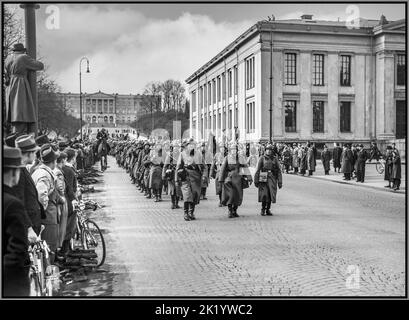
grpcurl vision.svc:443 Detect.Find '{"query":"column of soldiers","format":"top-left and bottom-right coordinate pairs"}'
top-left (112, 138), bottom-right (286, 221)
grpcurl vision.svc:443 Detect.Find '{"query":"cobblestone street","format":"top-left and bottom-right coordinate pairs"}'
top-left (72, 156), bottom-right (405, 297)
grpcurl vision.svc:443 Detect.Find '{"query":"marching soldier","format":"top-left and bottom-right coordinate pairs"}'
top-left (149, 143), bottom-right (164, 202)
top-left (219, 142), bottom-right (253, 218)
top-left (200, 142), bottom-right (211, 200)
top-left (210, 144), bottom-right (226, 207)
top-left (254, 144), bottom-right (282, 216)
top-left (163, 142), bottom-right (182, 209)
top-left (176, 139), bottom-right (203, 221)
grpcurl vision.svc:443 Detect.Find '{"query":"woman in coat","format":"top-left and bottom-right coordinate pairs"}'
top-left (176, 139), bottom-right (203, 221)
top-left (341, 144), bottom-right (353, 180)
top-left (162, 143), bottom-right (182, 209)
top-left (210, 145), bottom-right (226, 207)
top-left (321, 145), bottom-right (331, 175)
top-left (254, 144), bottom-right (282, 216)
top-left (219, 142), bottom-right (253, 218)
top-left (384, 146), bottom-right (394, 188)
top-left (391, 150), bottom-right (401, 191)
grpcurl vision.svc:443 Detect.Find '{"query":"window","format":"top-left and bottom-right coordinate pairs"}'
top-left (222, 110), bottom-right (226, 130)
top-left (228, 109), bottom-right (232, 129)
top-left (245, 101), bottom-right (255, 133)
top-left (222, 73), bottom-right (226, 100)
top-left (92, 116), bottom-right (96, 123)
top-left (285, 53), bottom-right (297, 85)
top-left (218, 111), bottom-right (221, 129)
top-left (397, 54), bottom-right (406, 86)
top-left (312, 101), bottom-right (324, 132)
top-left (208, 82), bottom-right (212, 106)
top-left (234, 65), bottom-right (238, 95)
top-left (199, 86), bottom-right (203, 109)
top-left (234, 104), bottom-right (238, 127)
top-left (396, 100), bottom-right (406, 139)
top-left (86, 106), bottom-right (90, 113)
top-left (313, 54), bottom-right (324, 86)
top-left (191, 91), bottom-right (197, 111)
top-left (228, 69), bottom-right (232, 97)
top-left (212, 79), bottom-right (216, 104)
top-left (204, 84), bottom-right (207, 107)
top-left (213, 111), bottom-right (216, 130)
top-left (246, 56), bottom-right (255, 89)
top-left (340, 101), bottom-right (351, 132)
top-left (109, 116), bottom-right (114, 123)
top-left (217, 77), bottom-right (221, 102)
top-left (340, 55), bottom-right (351, 86)
top-left (284, 100), bottom-right (296, 132)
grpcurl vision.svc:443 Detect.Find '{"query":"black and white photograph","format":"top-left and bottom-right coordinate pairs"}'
top-left (1, 0), bottom-right (407, 305)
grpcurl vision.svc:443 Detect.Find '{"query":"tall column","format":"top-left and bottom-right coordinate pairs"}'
top-left (20, 3), bottom-right (40, 136)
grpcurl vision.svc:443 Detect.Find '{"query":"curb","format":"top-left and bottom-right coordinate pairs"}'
top-left (297, 174), bottom-right (406, 194)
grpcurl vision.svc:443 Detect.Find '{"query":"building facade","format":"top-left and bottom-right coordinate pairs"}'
top-left (186, 15), bottom-right (406, 148)
top-left (59, 91), bottom-right (154, 125)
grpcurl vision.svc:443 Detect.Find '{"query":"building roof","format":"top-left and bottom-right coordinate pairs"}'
top-left (185, 16), bottom-right (405, 84)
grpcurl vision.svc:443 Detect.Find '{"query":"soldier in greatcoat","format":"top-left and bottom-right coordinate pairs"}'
top-left (162, 142), bottom-right (182, 209)
top-left (219, 142), bottom-right (253, 218)
top-left (210, 145), bottom-right (226, 207)
top-left (149, 144), bottom-right (164, 202)
top-left (176, 139), bottom-right (203, 221)
top-left (254, 144), bottom-right (282, 216)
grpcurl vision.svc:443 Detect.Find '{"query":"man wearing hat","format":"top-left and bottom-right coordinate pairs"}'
top-left (3, 146), bottom-right (31, 296)
top-left (31, 144), bottom-right (64, 262)
top-left (341, 144), bottom-right (353, 180)
top-left (355, 144), bottom-right (368, 183)
top-left (4, 43), bottom-right (44, 135)
top-left (13, 135), bottom-right (45, 239)
top-left (28, 134), bottom-right (50, 175)
top-left (320, 145), bottom-right (331, 175)
top-left (384, 145), bottom-right (394, 188)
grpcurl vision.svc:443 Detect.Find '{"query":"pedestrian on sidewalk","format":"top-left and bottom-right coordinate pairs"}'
top-left (321, 145), bottom-right (331, 175)
top-left (3, 146), bottom-right (31, 297)
top-left (341, 144), bottom-right (353, 180)
top-left (219, 142), bottom-right (253, 218)
top-left (254, 144), bottom-right (282, 216)
top-left (31, 144), bottom-right (63, 263)
top-left (351, 144), bottom-right (358, 179)
top-left (355, 144), bottom-right (368, 183)
top-left (13, 135), bottom-right (44, 238)
top-left (292, 143), bottom-right (299, 173)
top-left (307, 143), bottom-right (316, 176)
top-left (384, 146), bottom-right (394, 188)
top-left (391, 150), bottom-right (402, 191)
top-left (332, 143), bottom-right (342, 173)
top-left (299, 145), bottom-right (307, 176)
top-left (54, 152), bottom-right (69, 251)
top-left (176, 139), bottom-right (203, 221)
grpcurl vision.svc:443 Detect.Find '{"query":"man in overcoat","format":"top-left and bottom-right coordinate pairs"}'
top-left (341, 144), bottom-right (353, 180)
top-left (3, 146), bottom-right (31, 297)
top-left (5, 43), bottom-right (44, 135)
top-left (355, 144), bottom-right (368, 183)
top-left (321, 145), bottom-right (331, 175)
top-left (332, 143), bottom-right (342, 172)
top-left (391, 150), bottom-right (402, 191)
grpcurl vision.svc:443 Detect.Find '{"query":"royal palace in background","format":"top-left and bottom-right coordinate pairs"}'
top-left (186, 14), bottom-right (406, 156)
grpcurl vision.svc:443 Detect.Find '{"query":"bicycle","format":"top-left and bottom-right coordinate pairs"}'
top-left (373, 156), bottom-right (385, 174)
top-left (70, 200), bottom-right (106, 267)
top-left (28, 226), bottom-right (61, 296)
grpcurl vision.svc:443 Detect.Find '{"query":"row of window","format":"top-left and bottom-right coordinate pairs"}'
top-left (86, 115), bottom-right (135, 123)
top-left (284, 53), bottom-right (406, 86)
top-left (85, 106), bottom-right (137, 113)
top-left (198, 106), bottom-right (239, 135)
top-left (284, 100), bottom-right (351, 133)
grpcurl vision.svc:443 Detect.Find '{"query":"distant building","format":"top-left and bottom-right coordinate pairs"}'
top-left (58, 91), bottom-right (160, 125)
top-left (186, 15), bottom-right (406, 151)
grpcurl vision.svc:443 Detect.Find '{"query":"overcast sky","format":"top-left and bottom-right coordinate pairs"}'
top-left (8, 3), bottom-right (405, 94)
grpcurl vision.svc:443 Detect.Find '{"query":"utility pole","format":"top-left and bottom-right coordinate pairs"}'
top-left (20, 3), bottom-right (40, 136)
top-left (269, 30), bottom-right (273, 143)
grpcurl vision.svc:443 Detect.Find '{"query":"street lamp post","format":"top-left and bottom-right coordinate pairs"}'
top-left (79, 57), bottom-right (90, 141)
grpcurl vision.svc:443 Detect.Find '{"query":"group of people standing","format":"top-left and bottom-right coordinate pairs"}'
top-left (2, 132), bottom-right (96, 296)
top-left (112, 138), bottom-right (283, 220)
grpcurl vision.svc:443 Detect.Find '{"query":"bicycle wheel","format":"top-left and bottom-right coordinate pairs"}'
top-left (81, 220), bottom-right (106, 267)
top-left (376, 162), bottom-right (385, 174)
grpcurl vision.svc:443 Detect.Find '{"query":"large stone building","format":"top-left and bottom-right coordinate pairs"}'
top-left (186, 15), bottom-right (406, 150)
top-left (59, 91), bottom-right (156, 125)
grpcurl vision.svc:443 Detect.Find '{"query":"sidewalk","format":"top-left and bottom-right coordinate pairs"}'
top-left (288, 162), bottom-right (406, 194)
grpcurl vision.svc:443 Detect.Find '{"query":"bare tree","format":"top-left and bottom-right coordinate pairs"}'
top-left (3, 5), bottom-right (24, 61)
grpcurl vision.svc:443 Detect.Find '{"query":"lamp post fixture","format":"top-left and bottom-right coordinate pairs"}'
top-left (79, 57), bottom-right (90, 141)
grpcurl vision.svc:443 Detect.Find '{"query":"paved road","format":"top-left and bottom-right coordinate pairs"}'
top-left (74, 156), bottom-right (405, 297)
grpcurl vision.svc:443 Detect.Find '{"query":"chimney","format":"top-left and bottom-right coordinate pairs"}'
top-left (301, 14), bottom-right (313, 20)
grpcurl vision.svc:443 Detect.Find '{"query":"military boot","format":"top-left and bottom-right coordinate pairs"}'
top-left (189, 203), bottom-right (196, 220)
top-left (260, 202), bottom-right (266, 216)
top-left (265, 202), bottom-right (273, 216)
top-left (232, 205), bottom-right (239, 218)
top-left (183, 202), bottom-right (190, 221)
top-left (171, 195), bottom-right (176, 209)
top-left (175, 196), bottom-right (181, 209)
top-left (154, 193), bottom-right (160, 202)
top-left (146, 189), bottom-right (152, 199)
top-left (228, 205), bottom-right (234, 218)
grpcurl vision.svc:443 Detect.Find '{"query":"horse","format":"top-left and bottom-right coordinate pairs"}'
top-left (97, 136), bottom-right (109, 171)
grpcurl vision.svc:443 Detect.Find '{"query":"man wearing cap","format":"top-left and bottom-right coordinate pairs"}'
top-left (3, 146), bottom-right (31, 296)
top-left (31, 144), bottom-right (64, 262)
top-left (4, 43), bottom-right (44, 135)
top-left (28, 134), bottom-right (49, 175)
top-left (13, 134), bottom-right (45, 239)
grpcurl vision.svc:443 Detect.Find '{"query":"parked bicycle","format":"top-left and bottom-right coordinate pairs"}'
top-left (372, 156), bottom-right (386, 174)
top-left (70, 200), bottom-right (106, 267)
